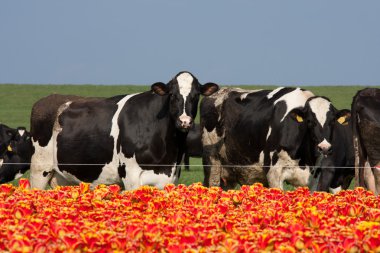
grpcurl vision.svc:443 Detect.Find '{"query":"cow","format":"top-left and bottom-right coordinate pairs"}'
top-left (201, 87), bottom-right (351, 191)
top-left (313, 109), bottom-right (355, 193)
top-left (183, 124), bottom-right (202, 171)
top-left (0, 124), bottom-right (19, 156)
top-left (352, 88), bottom-right (380, 194)
top-left (29, 71), bottom-right (219, 190)
top-left (0, 127), bottom-right (33, 184)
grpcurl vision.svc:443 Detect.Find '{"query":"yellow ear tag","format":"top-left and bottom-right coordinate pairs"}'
top-left (296, 115), bottom-right (303, 123)
top-left (337, 116), bottom-right (346, 125)
top-left (7, 145), bottom-right (12, 152)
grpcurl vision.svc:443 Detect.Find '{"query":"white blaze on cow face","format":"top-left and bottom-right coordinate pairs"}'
top-left (308, 97), bottom-right (331, 128)
top-left (0, 159), bottom-right (3, 167)
top-left (177, 72), bottom-right (194, 128)
top-left (274, 88), bottom-right (314, 122)
top-left (18, 129), bottom-right (25, 136)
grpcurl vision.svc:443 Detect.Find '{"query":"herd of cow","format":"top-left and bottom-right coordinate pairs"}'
top-left (0, 71), bottom-right (379, 194)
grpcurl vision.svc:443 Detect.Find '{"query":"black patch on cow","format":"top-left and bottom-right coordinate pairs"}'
top-left (31, 94), bottom-right (85, 147)
top-left (200, 97), bottom-right (219, 133)
top-left (271, 151), bottom-right (279, 165)
top-left (118, 92), bottom-right (181, 177)
top-left (56, 96), bottom-right (120, 182)
top-left (43, 171), bottom-right (49, 177)
top-left (118, 163), bottom-right (126, 178)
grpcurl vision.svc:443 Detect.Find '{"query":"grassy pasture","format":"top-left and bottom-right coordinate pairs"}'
top-left (0, 84), bottom-right (378, 186)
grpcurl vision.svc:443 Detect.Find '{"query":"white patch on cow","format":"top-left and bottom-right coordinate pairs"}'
top-left (329, 186), bottom-right (342, 194)
top-left (30, 102), bottom-right (72, 189)
top-left (119, 154), bottom-right (178, 190)
top-left (202, 127), bottom-right (223, 146)
top-left (91, 94), bottom-right (137, 187)
top-left (212, 88), bottom-right (262, 108)
top-left (18, 129), bottom-right (25, 136)
top-left (274, 88), bottom-right (315, 122)
top-left (0, 159), bottom-right (3, 167)
top-left (308, 97), bottom-right (331, 127)
top-left (240, 93), bottom-right (249, 100)
top-left (177, 72), bottom-right (193, 98)
top-left (267, 150), bottom-right (313, 189)
top-left (318, 138), bottom-right (332, 152)
top-left (266, 127), bottom-right (272, 140)
top-left (14, 172), bottom-right (23, 180)
top-left (30, 138), bottom-right (55, 189)
top-left (267, 87), bottom-right (284, 99)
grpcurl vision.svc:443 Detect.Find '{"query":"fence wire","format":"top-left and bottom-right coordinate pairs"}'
top-left (0, 162), bottom-right (372, 169)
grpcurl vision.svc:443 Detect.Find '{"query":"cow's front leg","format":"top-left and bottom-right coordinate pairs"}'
top-left (363, 162), bottom-right (376, 193)
top-left (30, 142), bottom-right (54, 189)
top-left (267, 166), bottom-right (284, 190)
top-left (372, 164), bottom-right (380, 195)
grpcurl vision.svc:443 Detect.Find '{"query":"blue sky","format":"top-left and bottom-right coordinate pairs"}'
top-left (1, 1), bottom-right (379, 86)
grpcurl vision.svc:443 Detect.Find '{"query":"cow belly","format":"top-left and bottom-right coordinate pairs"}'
top-left (267, 150), bottom-right (312, 189)
top-left (120, 154), bottom-right (178, 190)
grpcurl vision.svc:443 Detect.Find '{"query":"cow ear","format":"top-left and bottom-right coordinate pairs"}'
top-left (290, 108), bottom-right (305, 123)
top-left (201, 83), bottom-right (219, 96)
top-left (151, 82), bottom-right (168, 96)
top-left (336, 109), bottom-right (351, 125)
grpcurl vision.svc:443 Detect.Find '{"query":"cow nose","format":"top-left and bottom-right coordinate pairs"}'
top-left (178, 115), bottom-right (193, 129)
top-left (318, 140), bottom-right (332, 155)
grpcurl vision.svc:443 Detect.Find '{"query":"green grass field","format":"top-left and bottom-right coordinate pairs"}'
top-left (0, 84), bottom-right (378, 187)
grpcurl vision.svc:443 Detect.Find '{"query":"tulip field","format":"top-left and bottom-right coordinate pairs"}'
top-left (1, 179), bottom-right (380, 252)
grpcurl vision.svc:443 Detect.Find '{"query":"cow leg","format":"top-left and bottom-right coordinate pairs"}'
top-left (363, 162), bottom-right (376, 193)
top-left (202, 151), bottom-right (222, 187)
top-left (267, 166), bottom-right (284, 189)
top-left (49, 171), bottom-right (74, 189)
top-left (30, 142), bottom-right (54, 189)
top-left (184, 153), bottom-right (190, 171)
top-left (372, 165), bottom-right (380, 195)
top-left (317, 168), bottom-right (334, 192)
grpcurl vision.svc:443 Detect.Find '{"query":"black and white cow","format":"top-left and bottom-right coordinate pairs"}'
top-left (352, 88), bottom-right (380, 194)
top-left (201, 88), bottom-right (350, 191)
top-left (0, 124), bottom-right (18, 156)
top-left (183, 124), bottom-right (202, 171)
top-left (0, 127), bottom-right (33, 184)
top-left (29, 71), bottom-right (219, 190)
top-left (312, 109), bottom-right (354, 193)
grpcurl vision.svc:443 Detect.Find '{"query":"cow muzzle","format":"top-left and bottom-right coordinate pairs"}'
top-left (317, 139), bottom-right (332, 156)
top-left (177, 115), bottom-right (193, 131)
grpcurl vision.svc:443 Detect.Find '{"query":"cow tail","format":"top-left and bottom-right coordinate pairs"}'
top-left (351, 92), bottom-right (365, 188)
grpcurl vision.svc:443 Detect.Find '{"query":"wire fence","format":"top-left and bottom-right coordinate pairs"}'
top-left (0, 162), bottom-right (371, 169)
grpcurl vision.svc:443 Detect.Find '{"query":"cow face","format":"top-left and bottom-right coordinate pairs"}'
top-left (0, 124), bottom-right (17, 157)
top-left (305, 97), bottom-right (351, 157)
top-left (151, 71), bottom-right (219, 131)
top-left (7, 127), bottom-right (32, 157)
top-left (0, 127), bottom-right (32, 184)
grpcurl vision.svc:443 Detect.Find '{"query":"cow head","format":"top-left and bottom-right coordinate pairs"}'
top-left (151, 71), bottom-right (219, 132)
top-left (0, 124), bottom-right (18, 157)
top-left (304, 96), bottom-right (351, 157)
top-left (0, 127), bottom-right (32, 184)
